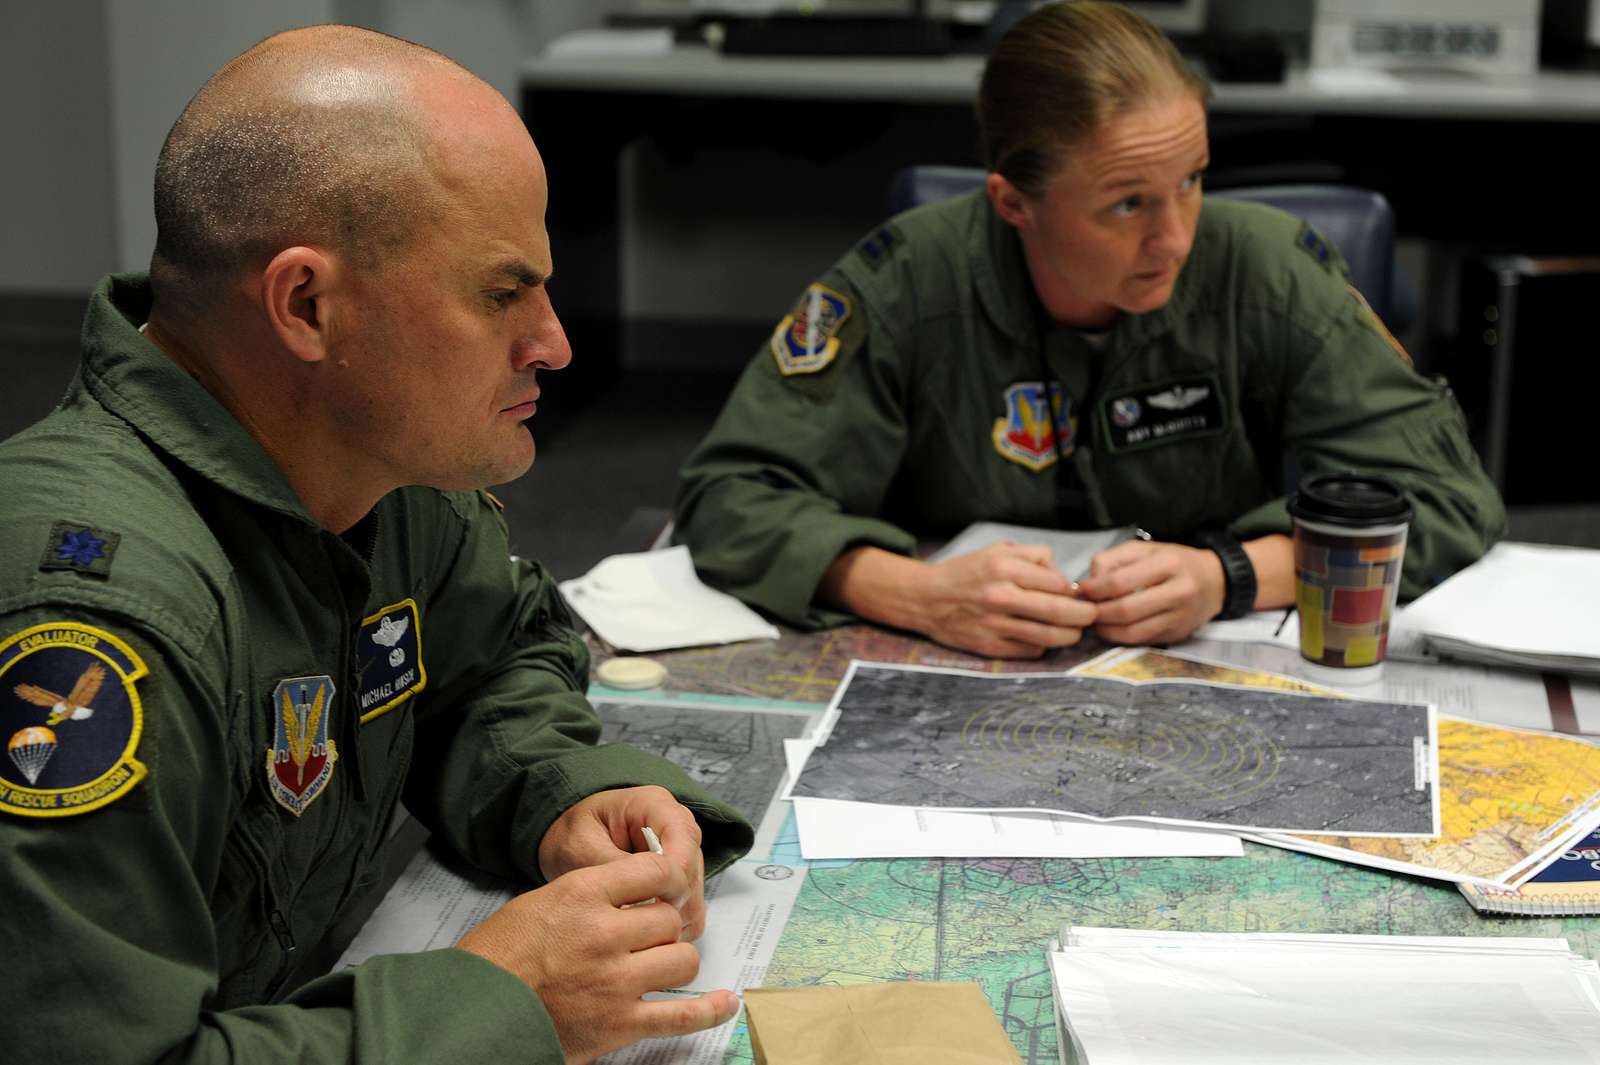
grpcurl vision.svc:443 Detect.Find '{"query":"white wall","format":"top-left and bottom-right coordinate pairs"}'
top-left (0, 4), bottom-right (117, 293)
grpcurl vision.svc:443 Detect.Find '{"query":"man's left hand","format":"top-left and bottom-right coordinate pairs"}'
top-left (538, 785), bottom-right (709, 940)
top-left (1076, 539), bottom-right (1225, 645)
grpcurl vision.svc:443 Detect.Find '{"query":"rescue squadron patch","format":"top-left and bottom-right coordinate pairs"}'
top-left (354, 599), bottom-right (425, 724)
top-left (0, 622), bottom-right (148, 818)
top-left (40, 522), bottom-right (121, 578)
top-left (770, 283), bottom-right (852, 376)
top-left (267, 675), bottom-right (338, 817)
top-left (991, 381), bottom-right (1076, 471)
top-left (1100, 374), bottom-right (1227, 453)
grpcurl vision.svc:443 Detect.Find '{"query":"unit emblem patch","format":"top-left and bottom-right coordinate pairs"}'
top-left (354, 599), bottom-right (425, 724)
top-left (0, 622), bottom-right (148, 818)
top-left (992, 381), bottom-right (1076, 472)
top-left (267, 675), bottom-right (338, 817)
top-left (770, 283), bottom-right (853, 375)
top-left (40, 522), bottom-right (121, 578)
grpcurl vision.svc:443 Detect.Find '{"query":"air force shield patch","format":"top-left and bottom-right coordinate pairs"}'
top-left (0, 622), bottom-right (148, 818)
top-left (992, 381), bottom-right (1076, 471)
top-left (770, 283), bottom-right (852, 375)
top-left (267, 675), bottom-right (338, 817)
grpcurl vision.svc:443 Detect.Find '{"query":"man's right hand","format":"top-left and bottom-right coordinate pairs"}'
top-left (455, 851), bottom-right (739, 1065)
top-left (822, 543), bottom-right (1096, 658)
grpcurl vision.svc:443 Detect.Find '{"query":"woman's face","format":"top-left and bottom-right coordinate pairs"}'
top-left (989, 94), bottom-right (1210, 330)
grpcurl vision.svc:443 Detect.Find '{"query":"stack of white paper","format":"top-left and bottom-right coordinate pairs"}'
top-left (928, 522), bottom-right (1139, 581)
top-left (1048, 927), bottom-right (1600, 1064)
top-left (558, 545), bottom-right (779, 652)
top-left (1401, 542), bottom-right (1600, 677)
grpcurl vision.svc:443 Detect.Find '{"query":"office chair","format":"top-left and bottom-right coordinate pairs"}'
top-left (887, 165), bottom-right (1413, 332)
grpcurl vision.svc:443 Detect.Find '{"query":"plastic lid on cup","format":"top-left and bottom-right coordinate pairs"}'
top-left (1288, 471), bottom-right (1413, 528)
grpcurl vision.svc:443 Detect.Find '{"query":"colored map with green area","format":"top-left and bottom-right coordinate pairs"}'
top-left (720, 846), bottom-right (1600, 1065)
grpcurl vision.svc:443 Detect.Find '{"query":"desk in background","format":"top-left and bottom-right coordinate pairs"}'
top-left (522, 44), bottom-right (1600, 408)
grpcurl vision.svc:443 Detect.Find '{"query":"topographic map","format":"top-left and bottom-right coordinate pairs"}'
top-left (791, 663), bottom-right (1438, 835)
top-left (588, 625), bottom-right (1104, 703)
top-left (593, 696), bottom-right (815, 848)
top-left (1076, 648), bottom-right (1600, 886)
top-left (719, 845), bottom-right (1600, 1065)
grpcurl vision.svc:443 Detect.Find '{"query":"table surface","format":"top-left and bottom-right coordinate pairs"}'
top-left (523, 45), bottom-right (1600, 121)
top-left (575, 623), bottom-right (1600, 1065)
top-left (348, 599), bottom-right (1600, 1065)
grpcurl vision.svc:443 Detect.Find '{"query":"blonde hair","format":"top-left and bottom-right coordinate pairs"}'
top-left (977, 1), bottom-right (1212, 198)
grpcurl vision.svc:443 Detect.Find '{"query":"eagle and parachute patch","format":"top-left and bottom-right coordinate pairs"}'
top-left (0, 622), bottom-right (148, 818)
top-left (770, 283), bottom-right (853, 376)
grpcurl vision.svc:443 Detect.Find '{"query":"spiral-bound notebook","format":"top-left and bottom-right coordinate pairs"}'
top-left (1461, 827), bottom-right (1600, 916)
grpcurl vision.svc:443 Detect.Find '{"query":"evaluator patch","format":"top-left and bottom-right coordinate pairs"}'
top-left (770, 283), bottom-right (853, 375)
top-left (0, 622), bottom-right (149, 818)
top-left (354, 599), bottom-right (425, 724)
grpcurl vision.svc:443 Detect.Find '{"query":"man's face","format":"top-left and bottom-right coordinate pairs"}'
top-left (1009, 95), bottom-right (1209, 329)
top-left (330, 97), bottom-right (570, 493)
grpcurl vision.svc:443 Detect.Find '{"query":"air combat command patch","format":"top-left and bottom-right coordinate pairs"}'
top-left (267, 675), bottom-right (338, 817)
top-left (992, 381), bottom-right (1077, 471)
top-left (0, 622), bottom-right (148, 817)
top-left (770, 282), bottom-right (853, 375)
top-left (354, 599), bottom-right (425, 724)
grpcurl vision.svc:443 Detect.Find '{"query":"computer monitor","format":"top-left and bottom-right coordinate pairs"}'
top-left (1121, 0), bottom-right (1209, 37)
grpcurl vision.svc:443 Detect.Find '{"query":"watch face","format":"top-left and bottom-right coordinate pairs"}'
top-left (1353, 21), bottom-right (1502, 59)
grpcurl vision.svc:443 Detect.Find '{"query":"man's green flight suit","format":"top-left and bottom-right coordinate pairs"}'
top-left (0, 275), bottom-right (752, 1064)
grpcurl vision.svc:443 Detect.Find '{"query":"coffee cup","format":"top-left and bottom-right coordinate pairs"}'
top-left (1287, 472), bottom-right (1413, 686)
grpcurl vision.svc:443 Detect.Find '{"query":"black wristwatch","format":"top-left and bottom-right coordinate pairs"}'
top-left (1192, 530), bottom-right (1257, 620)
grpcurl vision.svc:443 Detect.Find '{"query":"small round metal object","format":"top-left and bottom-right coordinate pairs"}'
top-left (596, 657), bottom-right (669, 691)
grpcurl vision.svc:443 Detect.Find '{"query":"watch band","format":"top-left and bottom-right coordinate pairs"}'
top-left (1194, 530), bottom-right (1257, 620)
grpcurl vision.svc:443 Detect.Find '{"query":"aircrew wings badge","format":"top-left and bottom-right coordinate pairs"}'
top-left (267, 675), bottom-right (338, 817)
top-left (0, 622), bottom-right (148, 818)
top-left (770, 283), bottom-right (852, 375)
top-left (992, 381), bottom-right (1076, 471)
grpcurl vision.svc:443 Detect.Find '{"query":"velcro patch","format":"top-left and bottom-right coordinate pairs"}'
top-left (770, 283), bottom-right (853, 376)
top-left (354, 599), bottom-right (426, 724)
top-left (267, 675), bottom-right (338, 817)
top-left (1295, 223), bottom-right (1334, 272)
top-left (40, 522), bottom-right (120, 578)
top-left (1100, 375), bottom-right (1226, 452)
top-left (0, 622), bottom-right (148, 817)
top-left (855, 224), bottom-right (904, 271)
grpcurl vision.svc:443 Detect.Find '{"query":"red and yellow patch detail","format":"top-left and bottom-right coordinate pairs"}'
top-left (1348, 284), bottom-right (1412, 365)
top-left (0, 622), bottom-right (148, 818)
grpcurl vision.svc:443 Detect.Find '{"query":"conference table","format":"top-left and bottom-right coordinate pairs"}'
top-left (345, 598), bottom-right (1600, 1065)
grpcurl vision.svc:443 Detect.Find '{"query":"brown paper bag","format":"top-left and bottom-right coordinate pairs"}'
top-left (743, 981), bottom-right (1024, 1065)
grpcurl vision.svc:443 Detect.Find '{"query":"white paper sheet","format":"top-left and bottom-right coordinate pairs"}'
top-left (1402, 542), bottom-right (1600, 671)
top-left (1049, 933), bottom-right (1600, 1064)
top-left (790, 795), bottom-right (1244, 860)
top-left (339, 849), bottom-right (808, 1065)
top-left (560, 545), bottom-right (779, 652)
top-left (927, 522), bottom-right (1139, 581)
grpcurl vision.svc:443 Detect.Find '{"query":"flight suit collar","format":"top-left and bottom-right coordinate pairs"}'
top-left (80, 273), bottom-right (319, 525)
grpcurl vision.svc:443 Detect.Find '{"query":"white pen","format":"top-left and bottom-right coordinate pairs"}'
top-left (635, 825), bottom-right (665, 907)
